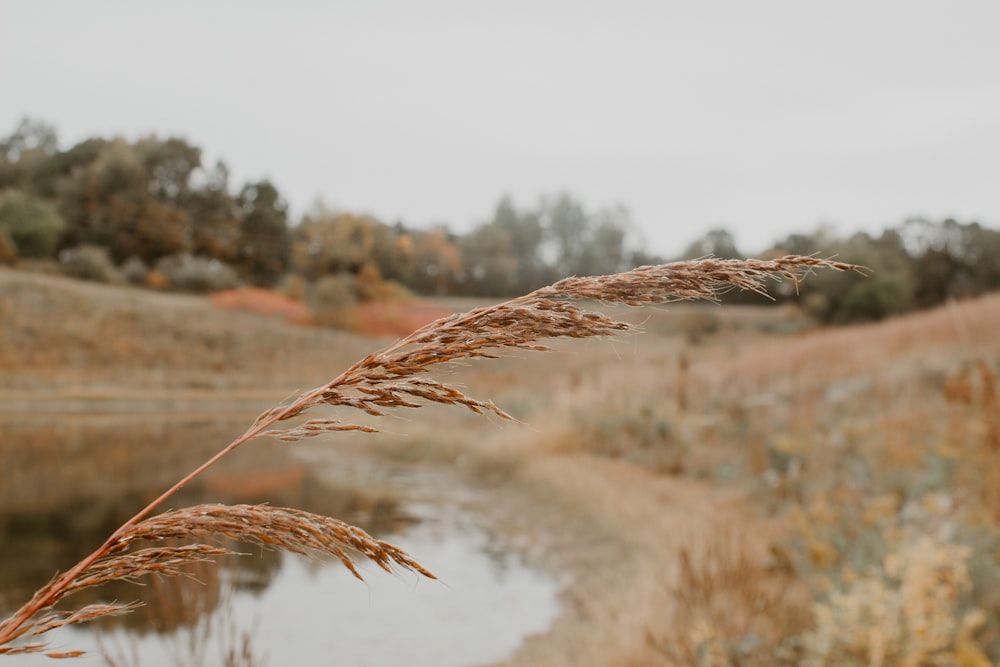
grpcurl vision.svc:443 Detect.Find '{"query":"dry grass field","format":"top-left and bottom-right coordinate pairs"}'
top-left (2, 267), bottom-right (1000, 665)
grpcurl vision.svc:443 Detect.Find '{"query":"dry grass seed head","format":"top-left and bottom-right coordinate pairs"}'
top-left (260, 257), bottom-right (860, 441)
top-left (114, 504), bottom-right (436, 581)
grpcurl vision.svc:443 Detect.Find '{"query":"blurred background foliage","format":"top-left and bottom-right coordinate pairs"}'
top-left (3, 116), bottom-right (1000, 325)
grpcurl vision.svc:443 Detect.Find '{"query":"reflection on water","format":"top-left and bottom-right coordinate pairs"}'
top-left (0, 411), bottom-right (560, 666)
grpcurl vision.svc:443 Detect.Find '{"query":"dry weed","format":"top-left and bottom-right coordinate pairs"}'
top-left (649, 536), bottom-right (804, 667)
top-left (803, 534), bottom-right (988, 667)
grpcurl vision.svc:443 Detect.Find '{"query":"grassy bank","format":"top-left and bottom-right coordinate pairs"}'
top-left (0, 268), bottom-right (373, 392)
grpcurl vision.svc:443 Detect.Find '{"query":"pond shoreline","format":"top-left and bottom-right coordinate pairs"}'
top-left (0, 406), bottom-right (566, 667)
top-left (0, 389), bottom-right (293, 416)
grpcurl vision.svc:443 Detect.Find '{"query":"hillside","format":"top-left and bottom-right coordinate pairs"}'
top-left (3, 266), bottom-right (1000, 665)
top-left (0, 268), bottom-right (377, 395)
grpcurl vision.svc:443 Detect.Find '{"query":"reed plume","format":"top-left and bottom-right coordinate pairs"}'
top-left (0, 256), bottom-right (858, 658)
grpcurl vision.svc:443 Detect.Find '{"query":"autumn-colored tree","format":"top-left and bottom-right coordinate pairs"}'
top-left (57, 139), bottom-right (191, 263)
top-left (291, 205), bottom-right (420, 291)
top-left (292, 207), bottom-right (379, 279)
top-left (409, 226), bottom-right (461, 295)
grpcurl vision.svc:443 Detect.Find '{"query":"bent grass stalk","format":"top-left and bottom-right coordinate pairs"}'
top-left (0, 256), bottom-right (858, 658)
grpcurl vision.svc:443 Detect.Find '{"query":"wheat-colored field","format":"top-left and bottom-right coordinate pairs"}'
top-left (3, 267), bottom-right (999, 665)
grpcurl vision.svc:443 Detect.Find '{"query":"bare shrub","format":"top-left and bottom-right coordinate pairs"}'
top-left (119, 256), bottom-right (149, 286)
top-left (59, 245), bottom-right (121, 284)
top-left (650, 536), bottom-right (804, 667)
top-left (308, 273), bottom-right (358, 328)
top-left (154, 253), bottom-right (241, 293)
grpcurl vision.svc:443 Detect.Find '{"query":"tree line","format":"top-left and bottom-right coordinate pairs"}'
top-left (2, 117), bottom-right (999, 323)
top-left (0, 119), bottom-right (654, 296)
top-left (681, 222), bottom-right (1000, 323)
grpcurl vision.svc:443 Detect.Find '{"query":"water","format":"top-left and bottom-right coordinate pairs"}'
top-left (0, 411), bottom-right (560, 666)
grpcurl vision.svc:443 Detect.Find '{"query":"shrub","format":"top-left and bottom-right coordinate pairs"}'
top-left (308, 273), bottom-right (358, 328)
top-left (59, 244), bottom-right (121, 283)
top-left (834, 275), bottom-right (913, 324)
top-left (802, 535), bottom-right (988, 667)
top-left (154, 253), bottom-right (242, 293)
top-left (0, 189), bottom-right (65, 259)
top-left (354, 261), bottom-right (413, 303)
top-left (120, 256), bottom-right (149, 286)
top-left (0, 189), bottom-right (66, 259)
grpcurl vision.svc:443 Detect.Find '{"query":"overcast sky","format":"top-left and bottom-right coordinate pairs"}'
top-left (2, 1), bottom-right (998, 257)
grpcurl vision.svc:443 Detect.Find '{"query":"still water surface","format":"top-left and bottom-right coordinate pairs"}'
top-left (0, 411), bottom-right (560, 666)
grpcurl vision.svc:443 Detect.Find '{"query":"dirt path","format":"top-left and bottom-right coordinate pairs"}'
top-left (481, 452), bottom-right (798, 667)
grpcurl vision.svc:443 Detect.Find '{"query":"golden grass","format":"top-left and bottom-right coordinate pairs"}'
top-left (647, 295), bottom-right (1000, 665)
top-left (462, 290), bottom-right (1000, 666)
top-left (0, 267), bottom-right (373, 392)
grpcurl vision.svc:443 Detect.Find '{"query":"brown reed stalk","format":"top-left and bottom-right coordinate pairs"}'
top-left (0, 256), bottom-right (858, 658)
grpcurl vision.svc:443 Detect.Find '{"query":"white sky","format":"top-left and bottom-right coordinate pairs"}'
top-left (2, 0), bottom-right (998, 258)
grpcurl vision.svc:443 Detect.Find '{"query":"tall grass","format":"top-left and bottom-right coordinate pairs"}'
top-left (0, 256), bottom-right (855, 658)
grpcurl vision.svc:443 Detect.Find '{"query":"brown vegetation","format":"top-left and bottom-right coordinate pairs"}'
top-left (0, 256), bottom-right (854, 659)
top-left (209, 287), bottom-right (311, 324)
top-left (5, 256), bottom-right (1000, 665)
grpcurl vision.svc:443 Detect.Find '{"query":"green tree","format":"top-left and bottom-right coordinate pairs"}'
top-left (679, 227), bottom-right (742, 260)
top-left (579, 205), bottom-right (629, 276)
top-left (134, 136), bottom-right (201, 203)
top-left (458, 222), bottom-right (518, 296)
top-left (835, 274), bottom-right (913, 324)
top-left (455, 193), bottom-right (640, 295)
top-left (963, 222), bottom-right (1000, 294)
top-left (536, 193), bottom-right (634, 279)
top-left (236, 180), bottom-right (289, 285)
top-left (542, 192), bottom-right (589, 277)
top-left (901, 218), bottom-right (1000, 308)
top-left (766, 225), bottom-right (840, 258)
top-left (792, 230), bottom-right (915, 323)
top-left (28, 138), bottom-right (108, 199)
top-left (0, 118), bottom-right (59, 191)
top-left (491, 195), bottom-right (547, 293)
top-left (0, 189), bottom-right (65, 258)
